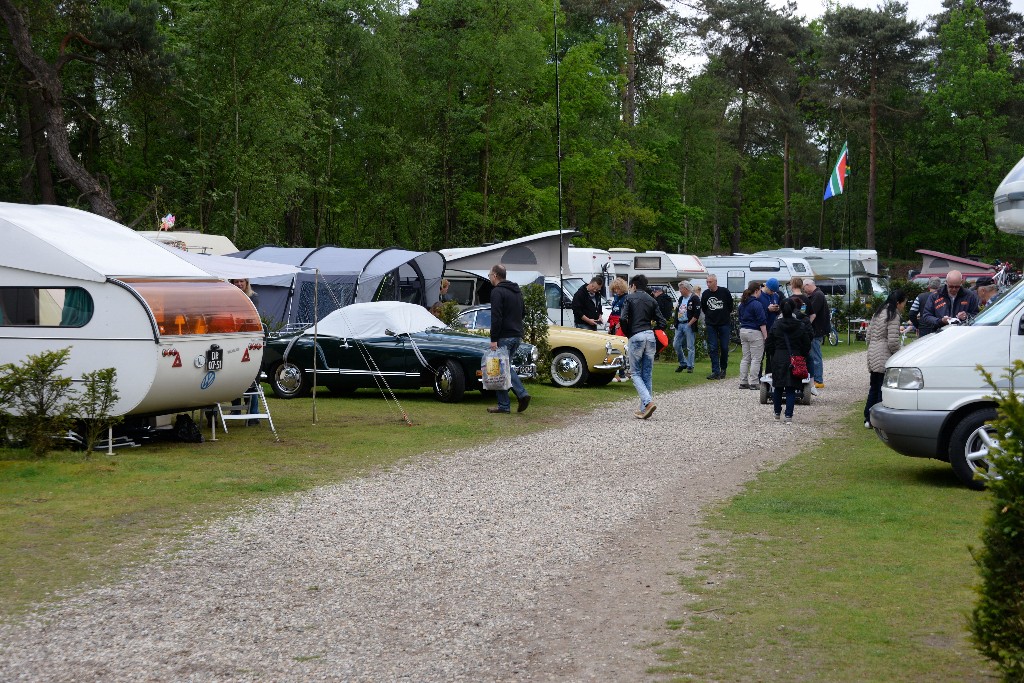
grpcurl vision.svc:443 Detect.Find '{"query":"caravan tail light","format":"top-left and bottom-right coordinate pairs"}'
top-left (123, 279), bottom-right (263, 336)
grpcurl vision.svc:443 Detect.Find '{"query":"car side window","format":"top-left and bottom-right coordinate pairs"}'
top-left (477, 309), bottom-right (492, 328)
top-left (459, 311), bottom-right (476, 329)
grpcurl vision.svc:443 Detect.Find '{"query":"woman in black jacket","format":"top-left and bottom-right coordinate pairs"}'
top-left (764, 299), bottom-right (812, 424)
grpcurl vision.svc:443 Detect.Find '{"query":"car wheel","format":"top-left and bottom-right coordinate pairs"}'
top-left (433, 359), bottom-right (466, 403)
top-left (270, 361), bottom-right (311, 399)
top-left (587, 372), bottom-right (616, 387)
top-left (948, 407), bottom-right (998, 490)
top-left (759, 381), bottom-right (769, 405)
top-left (550, 349), bottom-right (589, 388)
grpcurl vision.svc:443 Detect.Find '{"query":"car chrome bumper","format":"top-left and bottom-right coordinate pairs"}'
top-left (594, 356), bottom-right (625, 370)
top-left (869, 404), bottom-right (947, 459)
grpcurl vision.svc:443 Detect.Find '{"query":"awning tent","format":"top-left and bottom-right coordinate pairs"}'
top-left (227, 246), bottom-right (445, 327)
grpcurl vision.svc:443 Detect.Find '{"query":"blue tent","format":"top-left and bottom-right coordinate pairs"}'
top-left (228, 246), bottom-right (445, 328)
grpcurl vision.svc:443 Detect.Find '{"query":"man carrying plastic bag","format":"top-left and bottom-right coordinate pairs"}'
top-left (486, 264), bottom-right (531, 414)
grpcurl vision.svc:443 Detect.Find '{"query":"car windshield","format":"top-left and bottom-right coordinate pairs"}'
top-left (562, 278), bottom-right (585, 297)
top-left (970, 279), bottom-right (1024, 326)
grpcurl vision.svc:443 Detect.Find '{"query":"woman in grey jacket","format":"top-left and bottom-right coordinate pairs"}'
top-left (864, 290), bottom-right (907, 428)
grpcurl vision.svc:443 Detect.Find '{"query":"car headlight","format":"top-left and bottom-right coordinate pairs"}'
top-left (884, 367), bottom-right (923, 390)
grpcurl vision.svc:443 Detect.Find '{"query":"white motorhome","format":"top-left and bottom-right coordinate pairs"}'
top-left (0, 203), bottom-right (265, 418)
top-left (754, 247), bottom-right (879, 275)
top-left (699, 255), bottom-right (815, 295)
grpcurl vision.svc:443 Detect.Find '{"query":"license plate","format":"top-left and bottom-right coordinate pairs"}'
top-left (206, 347), bottom-right (223, 372)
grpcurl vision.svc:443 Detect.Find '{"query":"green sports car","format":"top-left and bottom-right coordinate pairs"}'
top-left (262, 301), bottom-right (537, 402)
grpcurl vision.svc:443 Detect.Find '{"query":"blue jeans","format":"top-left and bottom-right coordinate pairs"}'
top-left (706, 323), bottom-right (731, 375)
top-left (810, 336), bottom-right (824, 383)
top-left (495, 337), bottom-right (528, 411)
top-left (674, 324), bottom-right (695, 369)
top-left (628, 330), bottom-right (656, 409)
top-left (774, 386), bottom-right (796, 418)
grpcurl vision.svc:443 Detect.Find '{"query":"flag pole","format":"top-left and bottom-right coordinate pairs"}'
top-left (554, 0), bottom-right (565, 326)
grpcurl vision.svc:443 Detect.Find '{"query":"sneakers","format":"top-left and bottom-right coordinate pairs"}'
top-left (774, 412), bottom-right (781, 421)
top-left (749, 383), bottom-right (759, 390)
top-left (687, 367), bottom-right (693, 374)
top-left (864, 420), bottom-right (872, 429)
top-left (517, 394), bottom-right (531, 413)
top-left (675, 366), bottom-right (685, 373)
top-left (634, 410), bottom-right (645, 419)
top-left (783, 416), bottom-right (792, 424)
top-left (814, 382), bottom-right (825, 389)
top-left (707, 372), bottom-right (720, 380)
top-left (809, 385), bottom-right (819, 396)
top-left (642, 402), bottom-right (657, 419)
top-left (487, 406), bottom-right (510, 414)
top-left (613, 376), bottom-right (628, 382)
top-left (739, 383), bottom-right (750, 389)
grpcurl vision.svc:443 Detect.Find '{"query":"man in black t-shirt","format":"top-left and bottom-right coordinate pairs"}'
top-left (700, 274), bottom-right (733, 380)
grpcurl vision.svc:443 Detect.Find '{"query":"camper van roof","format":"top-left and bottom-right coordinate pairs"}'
top-left (0, 203), bottom-right (213, 283)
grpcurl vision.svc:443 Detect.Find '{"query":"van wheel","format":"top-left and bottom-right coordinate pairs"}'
top-left (270, 361), bottom-right (310, 399)
top-left (550, 350), bottom-right (589, 388)
top-left (948, 408), bottom-right (998, 490)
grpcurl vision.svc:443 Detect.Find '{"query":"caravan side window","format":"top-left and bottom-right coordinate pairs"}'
top-left (727, 271), bottom-right (745, 293)
top-left (0, 287), bottom-right (94, 327)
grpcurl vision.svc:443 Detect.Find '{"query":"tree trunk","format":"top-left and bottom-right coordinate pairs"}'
top-left (866, 80), bottom-right (878, 249)
top-left (0, 0), bottom-right (119, 220)
top-left (729, 88), bottom-right (749, 254)
top-left (783, 131), bottom-right (792, 247)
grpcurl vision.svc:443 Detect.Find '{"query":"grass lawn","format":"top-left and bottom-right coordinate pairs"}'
top-left (0, 338), bottom-right (866, 615)
top-left (651, 406), bottom-right (995, 681)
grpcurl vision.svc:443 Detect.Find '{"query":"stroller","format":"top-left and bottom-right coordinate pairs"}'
top-left (758, 372), bottom-right (813, 406)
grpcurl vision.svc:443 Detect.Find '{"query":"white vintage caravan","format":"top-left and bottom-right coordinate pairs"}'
top-left (0, 203), bottom-right (265, 417)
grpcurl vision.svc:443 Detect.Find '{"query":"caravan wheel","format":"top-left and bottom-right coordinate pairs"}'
top-left (270, 361), bottom-right (311, 399)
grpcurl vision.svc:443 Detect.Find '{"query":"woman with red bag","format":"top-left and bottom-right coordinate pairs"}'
top-left (764, 299), bottom-right (812, 424)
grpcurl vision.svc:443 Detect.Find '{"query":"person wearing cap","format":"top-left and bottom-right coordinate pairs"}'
top-left (921, 270), bottom-right (979, 331)
top-left (909, 277), bottom-right (941, 337)
top-left (674, 280), bottom-right (700, 373)
top-left (755, 278), bottom-right (782, 381)
top-left (975, 276), bottom-right (999, 311)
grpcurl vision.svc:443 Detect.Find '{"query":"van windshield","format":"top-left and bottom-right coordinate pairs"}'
top-left (970, 280), bottom-right (1024, 326)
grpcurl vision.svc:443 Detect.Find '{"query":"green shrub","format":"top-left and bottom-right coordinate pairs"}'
top-left (971, 361), bottom-right (1024, 681)
top-left (522, 283), bottom-right (551, 382)
top-left (0, 348), bottom-right (77, 457)
top-left (79, 368), bottom-right (122, 456)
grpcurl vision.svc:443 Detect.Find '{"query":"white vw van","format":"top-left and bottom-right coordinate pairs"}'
top-left (869, 282), bottom-right (1024, 489)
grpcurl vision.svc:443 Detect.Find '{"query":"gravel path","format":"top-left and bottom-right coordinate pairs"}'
top-left (0, 351), bottom-right (869, 682)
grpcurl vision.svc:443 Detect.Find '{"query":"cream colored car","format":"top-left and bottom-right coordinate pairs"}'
top-left (455, 305), bottom-right (627, 388)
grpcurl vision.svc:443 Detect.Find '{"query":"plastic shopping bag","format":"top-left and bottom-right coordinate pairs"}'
top-left (481, 347), bottom-right (512, 391)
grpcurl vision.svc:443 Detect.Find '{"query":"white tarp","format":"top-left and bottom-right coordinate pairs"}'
top-left (0, 203), bottom-right (211, 282)
top-left (304, 301), bottom-right (445, 339)
top-left (155, 242), bottom-right (303, 280)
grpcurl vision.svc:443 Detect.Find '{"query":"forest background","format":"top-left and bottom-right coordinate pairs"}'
top-left (1, 0), bottom-right (1023, 261)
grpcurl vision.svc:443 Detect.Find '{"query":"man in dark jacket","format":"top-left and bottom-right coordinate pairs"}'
top-left (571, 276), bottom-right (604, 330)
top-left (487, 265), bottom-right (531, 414)
top-left (700, 274), bottom-right (733, 380)
top-left (802, 279), bottom-right (830, 392)
top-left (922, 270), bottom-right (979, 331)
top-left (619, 273), bottom-right (666, 419)
top-left (909, 277), bottom-right (940, 336)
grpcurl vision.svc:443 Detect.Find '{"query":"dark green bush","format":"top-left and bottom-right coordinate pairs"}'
top-left (971, 361), bottom-right (1024, 681)
top-left (522, 283), bottom-right (550, 382)
top-left (80, 368), bottom-right (122, 455)
top-left (0, 348), bottom-right (77, 457)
